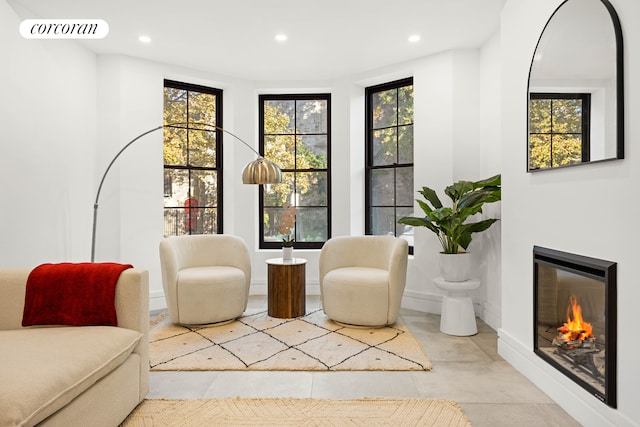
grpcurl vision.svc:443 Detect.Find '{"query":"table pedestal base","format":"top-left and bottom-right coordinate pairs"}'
top-left (267, 258), bottom-right (306, 318)
top-left (434, 277), bottom-right (480, 336)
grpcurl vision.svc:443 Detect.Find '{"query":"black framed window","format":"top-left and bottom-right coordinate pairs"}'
top-left (529, 93), bottom-right (591, 170)
top-left (259, 94), bottom-right (331, 249)
top-left (163, 79), bottom-right (223, 237)
top-left (365, 78), bottom-right (414, 253)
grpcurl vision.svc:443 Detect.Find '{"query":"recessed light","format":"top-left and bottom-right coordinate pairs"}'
top-left (138, 35), bottom-right (151, 43)
top-left (275, 34), bottom-right (287, 42)
top-left (408, 35), bottom-right (420, 43)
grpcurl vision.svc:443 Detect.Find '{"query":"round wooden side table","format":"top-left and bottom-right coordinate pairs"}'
top-left (266, 258), bottom-right (307, 318)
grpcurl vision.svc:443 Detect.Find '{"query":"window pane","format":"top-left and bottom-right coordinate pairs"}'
top-left (296, 172), bottom-right (327, 206)
top-left (196, 207), bottom-right (218, 234)
top-left (265, 135), bottom-right (295, 169)
top-left (529, 134), bottom-right (552, 169)
top-left (164, 128), bottom-right (187, 165)
top-left (395, 166), bottom-right (414, 206)
top-left (529, 99), bottom-right (551, 133)
top-left (552, 99), bottom-right (582, 133)
top-left (296, 207), bottom-right (327, 242)
top-left (398, 124), bottom-right (413, 164)
top-left (164, 208), bottom-right (185, 237)
top-left (164, 207), bottom-right (218, 236)
top-left (370, 168), bottom-right (394, 205)
top-left (396, 207), bottom-right (414, 246)
top-left (188, 92), bottom-right (217, 124)
top-left (265, 100), bottom-right (295, 133)
top-left (188, 130), bottom-right (216, 167)
top-left (164, 169), bottom-right (189, 207)
top-left (372, 89), bottom-right (397, 129)
top-left (398, 85), bottom-right (413, 125)
top-left (370, 207), bottom-right (395, 235)
top-left (190, 170), bottom-right (217, 207)
top-left (297, 135), bottom-right (327, 169)
top-left (263, 172), bottom-right (295, 207)
top-left (372, 128), bottom-right (397, 166)
top-left (263, 207), bottom-right (285, 243)
top-left (163, 88), bottom-right (187, 125)
top-left (552, 134), bottom-right (582, 167)
top-left (296, 100), bottom-right (327, 134)
top-left (263, 204), bottom-right (298, 242)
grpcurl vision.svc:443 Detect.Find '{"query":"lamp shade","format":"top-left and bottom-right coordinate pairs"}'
top-left (242, 157), bottom-right (282, 184)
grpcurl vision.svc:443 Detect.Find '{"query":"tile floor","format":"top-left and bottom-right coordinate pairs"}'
top-left (148, 296), bottom-right (582, 427)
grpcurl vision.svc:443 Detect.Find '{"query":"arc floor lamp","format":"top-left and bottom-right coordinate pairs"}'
top-left (90, 123), bottom-right (281, 262)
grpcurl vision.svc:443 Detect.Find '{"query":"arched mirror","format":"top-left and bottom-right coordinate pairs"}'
top-left (527, 0), bottom-right (623, 171)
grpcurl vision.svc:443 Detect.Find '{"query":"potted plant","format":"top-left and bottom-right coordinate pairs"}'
top-left (398, 174), bottom-right (501, 281)
top-left (279, 203), bottom-right (297, 260)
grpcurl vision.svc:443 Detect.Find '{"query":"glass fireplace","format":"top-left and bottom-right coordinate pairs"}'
top-left (533, 246), bottom-right (617, 408)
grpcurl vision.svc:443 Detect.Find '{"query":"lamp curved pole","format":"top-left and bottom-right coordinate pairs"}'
top-left (90, 123), bottom-right (280, 262)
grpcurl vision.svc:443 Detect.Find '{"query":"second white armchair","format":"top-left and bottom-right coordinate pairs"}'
top-left (319, 235), bottom-right (408, 327)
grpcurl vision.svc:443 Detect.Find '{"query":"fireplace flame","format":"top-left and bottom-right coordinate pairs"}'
top-left (557, 295), bottom-right (594, 344)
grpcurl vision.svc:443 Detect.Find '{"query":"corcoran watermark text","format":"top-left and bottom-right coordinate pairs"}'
top-left (20, 19), bottom-right (109, 39)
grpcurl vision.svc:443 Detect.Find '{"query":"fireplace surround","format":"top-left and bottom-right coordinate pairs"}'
top-left (533, 246), bottom-right (617, 408)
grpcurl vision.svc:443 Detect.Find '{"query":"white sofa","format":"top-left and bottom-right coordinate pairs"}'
top-left (0, 268), bottom-right (149, 427)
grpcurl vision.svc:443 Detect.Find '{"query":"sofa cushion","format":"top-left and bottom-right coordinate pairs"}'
top-left (0, 326), bottom-right (142, 427)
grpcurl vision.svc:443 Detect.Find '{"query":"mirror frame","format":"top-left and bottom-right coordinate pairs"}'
top-left (527, 0), bottom-right (624, 172)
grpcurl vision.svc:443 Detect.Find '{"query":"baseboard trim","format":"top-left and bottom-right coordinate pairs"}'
top-left (151, 285), bottom-right (485, 322)
top-left (149, 291), bottom-right (166, 312)
top-left (480, 298), bottom-right (501, 331)
top-left (401, 289), bottom-right (442, 313)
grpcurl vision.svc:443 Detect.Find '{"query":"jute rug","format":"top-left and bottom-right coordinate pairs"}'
top-left (149, 309), bottom-right (432, 371)
top-left (121, 398), bottom-right (471, 426)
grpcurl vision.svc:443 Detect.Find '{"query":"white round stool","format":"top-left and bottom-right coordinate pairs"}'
top-left (434, 277), bottom-right (481, 336)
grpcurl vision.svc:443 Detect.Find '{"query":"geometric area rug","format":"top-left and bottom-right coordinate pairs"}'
top-left (149, 309), bottom-right (432, 371)
top-left (121, 397), bottom-right (471, 427)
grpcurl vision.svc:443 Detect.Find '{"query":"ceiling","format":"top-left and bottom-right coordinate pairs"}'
top-left (9, 0), bottom-right (505, 81)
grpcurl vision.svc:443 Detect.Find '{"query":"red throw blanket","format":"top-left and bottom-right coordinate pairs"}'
top-left (22, 262), bottom-right (133, 327)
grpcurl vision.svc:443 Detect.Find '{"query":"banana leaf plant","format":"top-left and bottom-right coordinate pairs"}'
top-left (398, 174), bottom-right (501, 254)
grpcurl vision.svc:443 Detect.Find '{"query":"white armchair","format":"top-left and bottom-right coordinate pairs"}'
top-left (159, 234), bottom-right (251, 325)
top-left (319, 235), bottom-right (408, 327)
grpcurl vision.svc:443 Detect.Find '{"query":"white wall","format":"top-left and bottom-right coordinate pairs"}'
top-left (500, 0), bottom-right (640, 425)
top-left (0, 0), bottom-right (96, 266)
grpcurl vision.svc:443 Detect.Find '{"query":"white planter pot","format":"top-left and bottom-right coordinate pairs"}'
top-left (439, 252), bottom-right (473, 282)
top-left (282, 246), bottom-right (293, 261)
